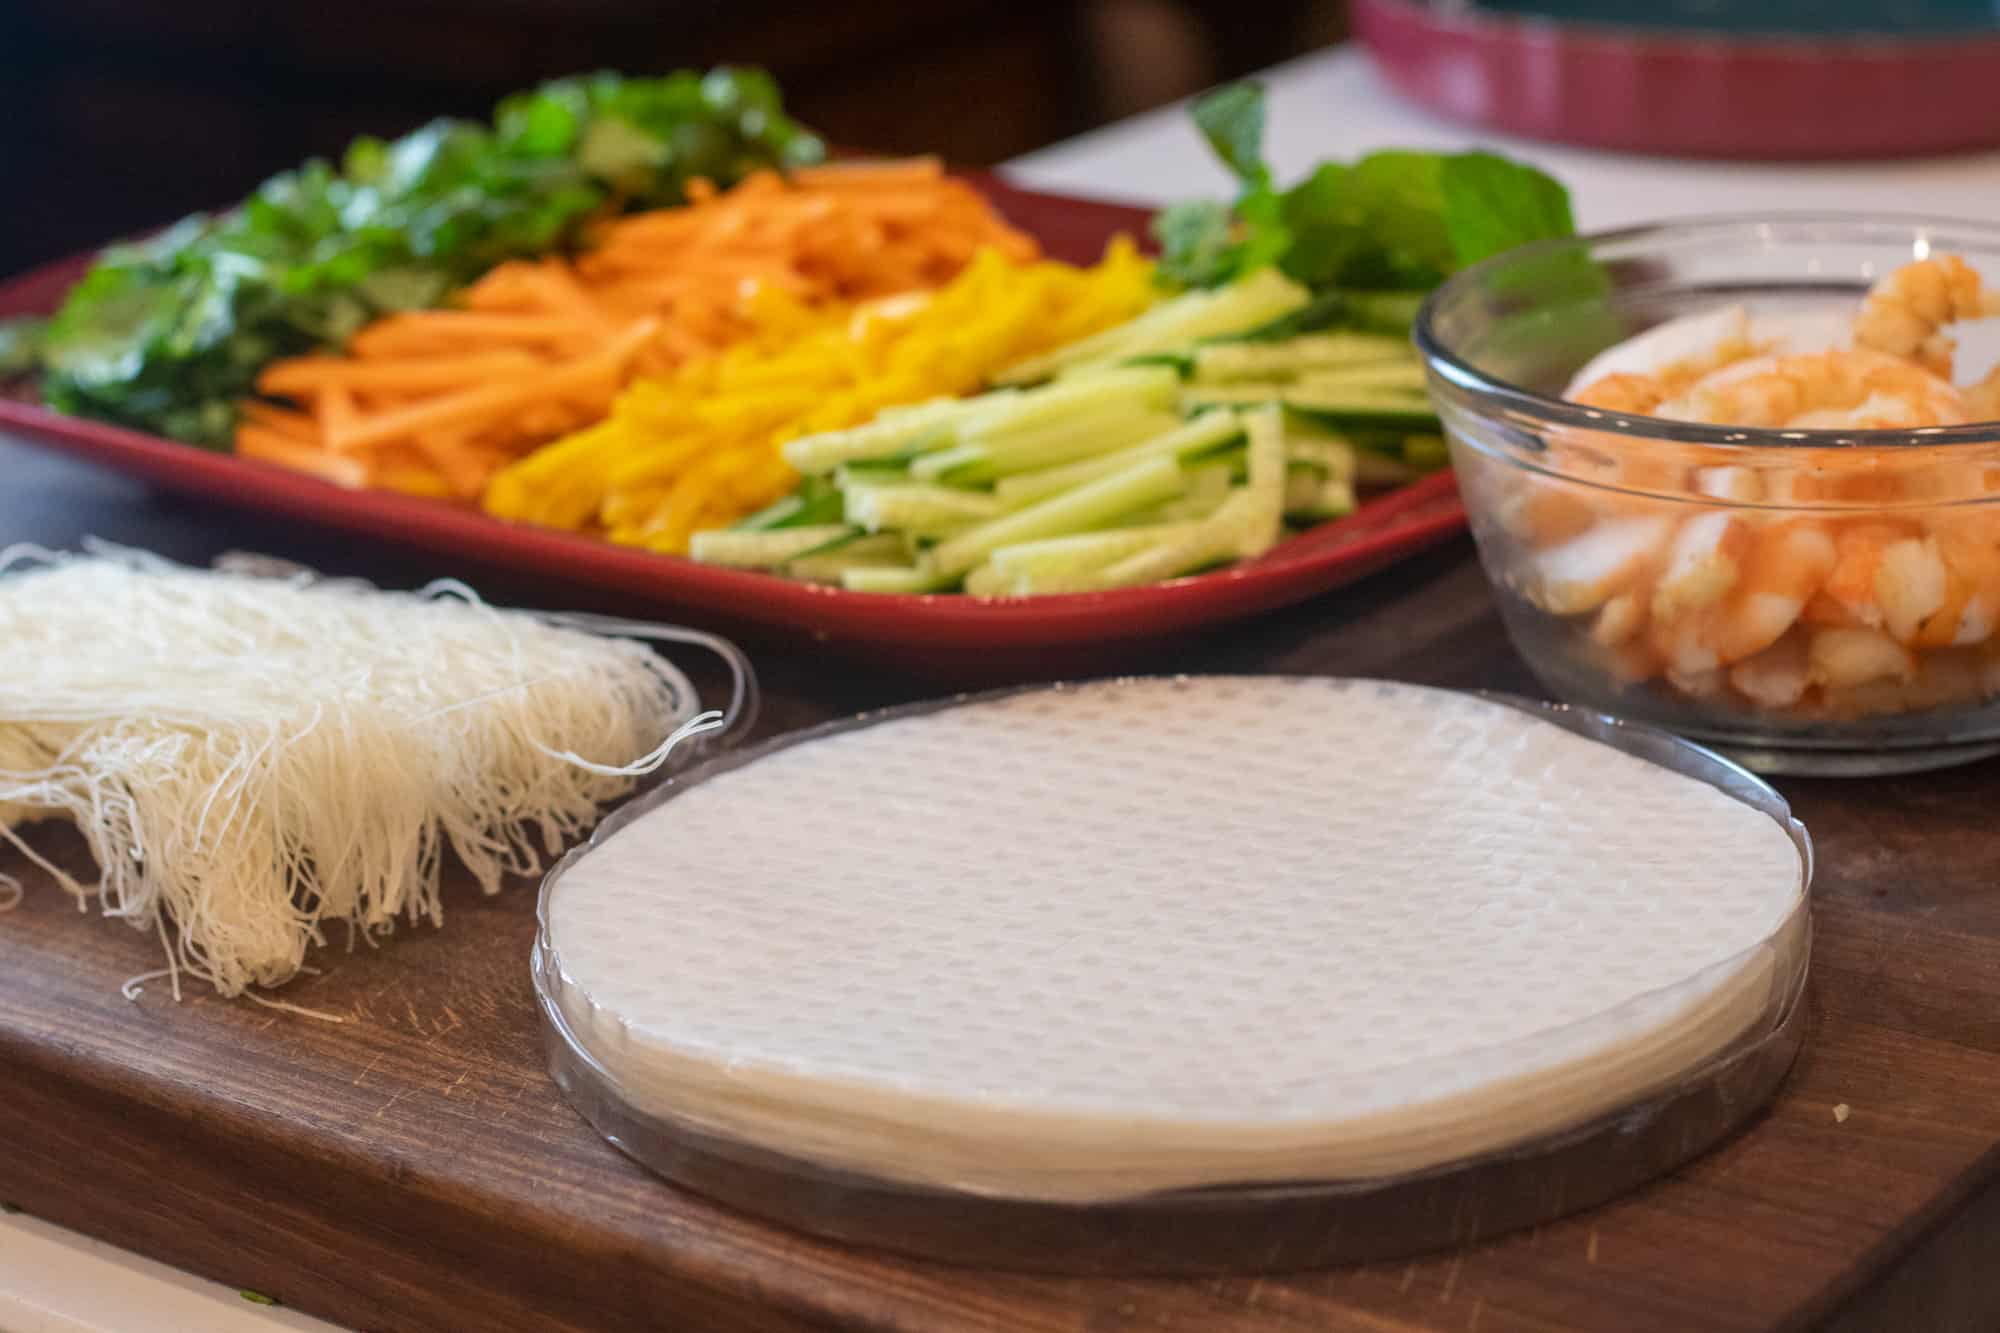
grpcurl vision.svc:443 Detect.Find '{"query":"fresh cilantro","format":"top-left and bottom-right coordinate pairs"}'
top-left (34, 69), bottom-right (825, 448)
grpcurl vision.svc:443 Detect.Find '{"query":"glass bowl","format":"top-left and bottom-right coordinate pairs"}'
top-left (1418, 215), bottom-right (2000, 775)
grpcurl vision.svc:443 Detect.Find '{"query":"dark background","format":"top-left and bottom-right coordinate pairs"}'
top-left (0, 0), bottom-right (1345, 275)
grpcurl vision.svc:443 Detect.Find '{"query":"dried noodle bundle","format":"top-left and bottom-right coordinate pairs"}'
top-left (0, 546), bottom-right (708, 1000)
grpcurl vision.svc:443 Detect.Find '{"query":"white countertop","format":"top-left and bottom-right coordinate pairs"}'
top-left (1004, 45), bottom-right (2000, 223)
top-left (9, 39), bottom-right (2000, 1333)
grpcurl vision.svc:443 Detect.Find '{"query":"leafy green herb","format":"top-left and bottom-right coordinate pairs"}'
top-left (239, 1289), bottom-right (279, 1306)
top-left (1153, 82), bottom-right (1574, 293)
top-left (36, 69), bottom-right (824, 447)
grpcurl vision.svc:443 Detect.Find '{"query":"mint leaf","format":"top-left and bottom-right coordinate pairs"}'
top-left (1189, 82), bottom-right (1270, 189)
top-left (1344, 152), bottom-right (1454, 277)
top-left (1438, 152), bottom-right (1576, 266)
top-left (1152, 199), bottom-right (1240, 289)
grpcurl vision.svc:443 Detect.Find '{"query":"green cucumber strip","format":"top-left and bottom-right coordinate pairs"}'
top-left (781, 399), bottom-right (973, 474)
top-left (987, 521), bottom-right (1206, 578)
top-left (1087, 492), bottom-right (1257, 590)
top-left (996, 267), bottom-right (1310, 384)
top-left (1297, 472), bottom-right (1359, 521)
top-left (1402, 432), bottom-right (1451, 471)
top-left (842, 482), bottom-right (1003, 534)
top-left (1294, 361), bottom-right (1430, 394)
top-left (1353, 450), bottom-right (1422, 487)
top-left (1284, 466), bottom-right (1323, 514)
top-left (961, 365), bottom-right (1180, 437)
top-left (1283, 391), bottom-right (1439, 432)
top-left (928, 454), bottom-right (1186, 579)
top-left (991, 409), bottom-right (1243, 507)
top-left (961, 562), bottom-right (1018, 598)
top-left (1136, 462), bottom-right (1235, 523)
top-left (1285, 467), bottom-right (1357, 520)
top-left (1219, 288), bottom-right (1427, 342)
top-left (1192, 334), bottom-right (1410, 382)
top-left (1283, 436), bottom-right (1357, 479)
top-left (1238, 404), bottom-right (1286, 559)
top-left (1296, 360), bottom-right (1424, 392)
top-left (932, 409), bottom-right (1182, 484)
top-left (833, 459), bottom-right (913, 486)
top-left (906, 443), bottom-right (989, 482)
top-left (689, 524), bottom-right (859, 569)
top-left (1116, 351), bottom-right (1195, 375)
top-left (730, 477), bottom-right (845, 531)
top-left (841, 563), bottom-right (956, 595)
top-left (1178, 384), bottom-right (1287, 410)
top-left (783, 534), bottom-right (912, 583)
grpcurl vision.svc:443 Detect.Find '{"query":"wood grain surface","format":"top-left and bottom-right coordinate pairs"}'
top-left (5, 439), bottom-right (2000, 1333)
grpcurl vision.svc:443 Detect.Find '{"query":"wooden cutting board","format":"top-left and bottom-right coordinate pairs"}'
top-left (6, 447), bottom-right (2000, 1332)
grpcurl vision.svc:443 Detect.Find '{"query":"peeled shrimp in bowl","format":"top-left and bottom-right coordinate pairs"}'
top-left (1483, 254), bottom-right (2000, 736)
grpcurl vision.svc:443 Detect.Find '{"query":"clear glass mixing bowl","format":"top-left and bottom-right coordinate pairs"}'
top-left (1417, 215), bottom-right (2000, 775)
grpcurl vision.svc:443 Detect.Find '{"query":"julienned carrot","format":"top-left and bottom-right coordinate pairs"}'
top-left (259, 351), bottom-right (539, 395)
top-left (323, 321), bottom-right (656, 453)
top-left (236, 427), bottom-right (368, 488)
top-left (239, 161), bottom-right (1043, 501)
top-left (486, 239), bottom-right (1160, 552)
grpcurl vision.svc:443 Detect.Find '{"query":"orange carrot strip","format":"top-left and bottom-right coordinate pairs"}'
top-left (325, 320), bottom-right (657, 453)
top-left (791, 158), bottom-right (944, 187)
top-left (236, 400), bottom-right (321, 441)
top-left (235, 427), bottom-right (368, 488)
top-left (259, 351), bottom-right (541, 396)
top-left (348, 313), bottom-right (600, 357)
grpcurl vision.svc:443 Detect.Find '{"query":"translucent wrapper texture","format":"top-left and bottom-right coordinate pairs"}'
top-left (534, 677), bottom-right (1810, 1255)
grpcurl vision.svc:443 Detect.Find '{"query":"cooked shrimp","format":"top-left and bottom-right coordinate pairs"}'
top-left (1571, 373), bottom-right (1670, 415)
top-left (1817, 647), bottom-right (1986, 719)
top-left (1817, 521), bottom-right (1959, 643)
top-left (1962, 366), bottom-right (2000, 422)
top-left (1728, 630), bottom-right (1810, 710)
top-left (1565, 305), bottom-right (1771, 415)
top-left (1495, 478), bottom-right (1597, 547)
top-left (1808, 626), bottom-right (1917, 690)
top-left (1657, 348), bottom-right (1969, 430)
top-left (1530, 516), bottom-right (1674, 616)
top-left (1651, 519), bottom-right (1836, 675)
top-left (1920, 520), bottom-right (2000, 646)
top-left (1853, 255), bottom-right (2000, 378)
top-left (1709, 519), bottom-right (1838, 663)
top-left (1651, 511), bottom-right (1751, 625)
top-left (1591, 590), bottom-right (1647, 648)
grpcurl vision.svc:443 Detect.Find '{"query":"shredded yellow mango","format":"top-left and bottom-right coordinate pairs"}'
top-left (483, 239), bottom-right (1157, 553)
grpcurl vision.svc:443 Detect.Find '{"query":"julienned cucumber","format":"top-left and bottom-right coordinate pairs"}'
top-left (780, 398), bottom-right (971, 474)
top-left (990, 409), bottom-right (1243, 507)
top-left (995, 268), bottom-right (1311, 385)
top-left (1192, 334), bottom-right (1409, 382)
top-left (843, 482), bottom-right (1004, 534)
top-left (1293, 361), bottom-right (1430, 394)
top-left (1281, 390), bottom-right (1439, 431)
top-left (928, 454), bottom-right (1187, 578)
top-left (688, 524), bottom-right (859, 569)
top-left (912, 408), bottom-right (1180, 484)
top-left (840, 564), bottom-right (957, 594)
top-left (785, 534), bottom-right (911, 583)
top-left (959, 366), bottom-right (1179, 437)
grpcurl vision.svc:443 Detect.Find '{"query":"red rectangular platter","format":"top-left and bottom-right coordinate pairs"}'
top-left (0, 176), bottom-right (1466, 670)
